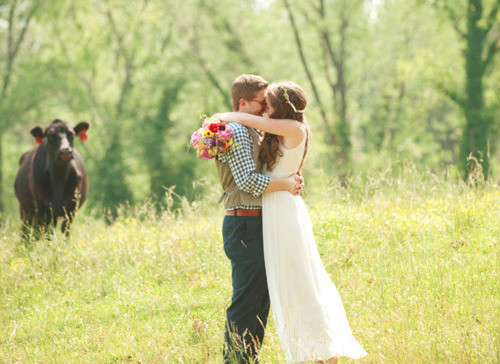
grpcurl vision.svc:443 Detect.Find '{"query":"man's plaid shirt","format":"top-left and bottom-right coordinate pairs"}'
top-left (217, 123), bottom-right (270, 209)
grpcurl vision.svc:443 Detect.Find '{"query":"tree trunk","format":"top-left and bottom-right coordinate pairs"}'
top-left (285, 0), bottom-right (359, 172)
top-left (335, 17), bottom-right (351, 168)
top-left (146, 80), bottom-right (185, 207)
top-left (94, 4), bottom-right (135, 216)
top-left (460, 0), bottom-right (490, 179)
top-left (96, 133), bottom-right (133, 217)
top-left (0, 135), bottom-right (4, 213)
top-left (437, 0), bottom-right (498, 180)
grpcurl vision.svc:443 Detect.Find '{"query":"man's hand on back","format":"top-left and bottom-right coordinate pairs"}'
top-left (285, 173), bottom-right (304, 196)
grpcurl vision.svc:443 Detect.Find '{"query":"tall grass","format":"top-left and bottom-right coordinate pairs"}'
top-left (1, 167), bottom-right (498, 363)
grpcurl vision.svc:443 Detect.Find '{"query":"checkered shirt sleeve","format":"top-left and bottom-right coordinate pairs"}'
top-left (217, 123), bottom-right (270, 197)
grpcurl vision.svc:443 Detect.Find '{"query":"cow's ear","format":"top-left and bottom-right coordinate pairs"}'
top-left (30, 126), bottom-right (44, 145)
top-left (74, 122), bottom-right (90, 141)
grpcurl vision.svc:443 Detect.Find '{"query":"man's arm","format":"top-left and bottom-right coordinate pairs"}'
top-left (265, 174), bottom-right (304, 196)
top-left (217, 123), bottom-right (269, 197)
top-left (217, 123), bottom-right (302, 197)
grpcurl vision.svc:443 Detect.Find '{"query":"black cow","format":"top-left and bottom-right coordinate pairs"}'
top-left (14, 119), bottom-right (90, 237)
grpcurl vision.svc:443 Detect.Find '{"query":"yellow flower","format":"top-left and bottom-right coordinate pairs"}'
top-left (204, 129), bottom-right (214, 138)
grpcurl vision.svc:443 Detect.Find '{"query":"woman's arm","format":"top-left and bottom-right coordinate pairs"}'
top-left (213, 112), bottom-right (304, 138)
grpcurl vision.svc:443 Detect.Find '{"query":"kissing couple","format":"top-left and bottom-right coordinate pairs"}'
top-left (213, 74), bottom-right (367, 364)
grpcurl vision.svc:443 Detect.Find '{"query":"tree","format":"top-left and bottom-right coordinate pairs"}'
top-left (352, 0), bottom-right (463, 171)
top-left (0, 0), bottom-right (39, 213)
top-left (188, 0), bottom-right (260, 111)
top-left (433, 0), bottom-right (500, 179)
top-left (141, 79), bottom-right (186, 207)
top-left (283, 0), bottom-right (364, 173)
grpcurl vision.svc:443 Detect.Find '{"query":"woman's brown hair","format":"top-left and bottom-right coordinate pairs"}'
top-left (259, 81), bottom-right (309, 171)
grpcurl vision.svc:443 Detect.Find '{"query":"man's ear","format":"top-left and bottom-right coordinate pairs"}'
top-left (238, 98), bottom-right (247, 111)
top-left (30, 126), bottom-right (44, 145)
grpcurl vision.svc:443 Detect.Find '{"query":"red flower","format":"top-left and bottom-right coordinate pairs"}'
top-left (208, 123), bottom-right (219, 133)
top-left (218, 124), bottom-right (226, 131)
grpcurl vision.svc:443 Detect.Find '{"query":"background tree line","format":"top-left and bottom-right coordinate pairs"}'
top-left (0, 0), bottom-right (499, 218)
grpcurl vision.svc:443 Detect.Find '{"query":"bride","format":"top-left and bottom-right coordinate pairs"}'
top-left (214, 81), bottom-right (367, 363)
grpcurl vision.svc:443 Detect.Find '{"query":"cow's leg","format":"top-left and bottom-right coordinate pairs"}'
top-left (22, 214), bottom-right (47, 241)
top-left (19, 204), bottom-right (40, 242)
top-left (33, 208), bottom-right (53, 239)
top-left (20, 210), bottom-right (33, 241)
top-left (61, 217), bottom-right (72, 237)
top-left (31, 215), bottom-right (44, 240)
top-left (61, 205), bottom-right (75, 237)
top-left (45, 209), bottom-right (58, 238)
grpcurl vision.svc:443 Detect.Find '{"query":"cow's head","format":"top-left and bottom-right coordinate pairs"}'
top-left (30, 119), bottom-right (90, 164)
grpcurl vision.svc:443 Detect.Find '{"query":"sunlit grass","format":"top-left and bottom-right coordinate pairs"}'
top-left (0, 171), bottom-right (498, 363)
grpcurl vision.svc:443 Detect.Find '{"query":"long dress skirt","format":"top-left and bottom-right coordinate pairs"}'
top-left (262, 190), bottom-right (367, 363)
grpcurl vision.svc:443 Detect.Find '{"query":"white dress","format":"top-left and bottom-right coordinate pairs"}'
top-left (262, 136), bottom-right (367, 363)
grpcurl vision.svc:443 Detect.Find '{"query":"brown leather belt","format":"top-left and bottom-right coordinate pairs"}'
top-left (225, 209), bottom-right (262, 217)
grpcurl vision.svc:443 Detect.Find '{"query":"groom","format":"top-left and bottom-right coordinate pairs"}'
top-left (215, 74), bottom-right (303, 363)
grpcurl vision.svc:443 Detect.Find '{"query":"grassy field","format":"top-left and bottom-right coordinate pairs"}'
top-left (0, 171), bottom-right (499, 364)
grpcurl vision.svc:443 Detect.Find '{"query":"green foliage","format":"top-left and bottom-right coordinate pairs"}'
top-left (0, 0), bottom-right (499, 217)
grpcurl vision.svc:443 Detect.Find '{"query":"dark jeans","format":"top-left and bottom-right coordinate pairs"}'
top-left (222, 215), bottom-right (270, 364)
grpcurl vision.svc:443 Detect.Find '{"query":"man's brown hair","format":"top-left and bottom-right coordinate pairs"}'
top-left (231, 74), bottom-right (268, 111)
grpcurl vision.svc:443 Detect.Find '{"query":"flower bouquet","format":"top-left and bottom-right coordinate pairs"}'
top-left (190, 117), bottom-right (235, 160)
